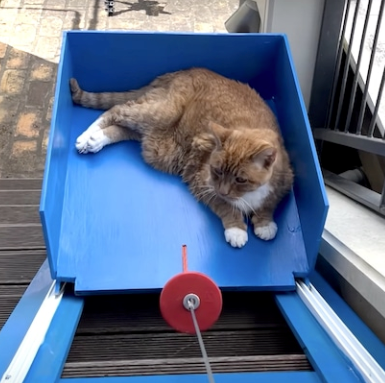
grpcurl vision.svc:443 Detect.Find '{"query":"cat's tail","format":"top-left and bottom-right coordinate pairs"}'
top-left (70, 78), bottom-right (144, 110)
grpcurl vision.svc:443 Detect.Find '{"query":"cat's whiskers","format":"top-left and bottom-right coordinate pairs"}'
top-left (195, 189), bottom-right (208, 197)
top-left (195, 188), bottom-right (215, 202)
top-left (195, 188), bottom-right (213, 198)
top-left (205, 192), bottom-right (217, 205)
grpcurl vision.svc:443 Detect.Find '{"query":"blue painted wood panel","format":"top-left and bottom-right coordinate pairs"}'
top-left (310, 272), bottom-right (385, 369)
top-left (275, 292), bottom-right (364, 383)
top-left (24, 293), bottom-right (83, 383)
top-left (0, 260), bottom-right (53, 378)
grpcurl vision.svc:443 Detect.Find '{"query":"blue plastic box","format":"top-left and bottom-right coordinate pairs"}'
top-left (40, 31), bottom-right (328, 295)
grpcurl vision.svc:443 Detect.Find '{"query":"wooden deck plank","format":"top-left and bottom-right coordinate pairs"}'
top-left (0, 179), bottom-right (42, 190)
top-left (0, 179), bottom-right (44, 332)
top-left (63, 291), bottom-right (311, 377)
top-left (0, 285), bottom-right (28, 330)
top-left (0, 225), bottom-right (45, 250)
top-left (68, 329), bottom-right (303, 362)
top-left (63, 355), bottom-right (311, 377)
top-left (76, 292), bottom-right (287, 334)
top-left (0, 250), bottom-right (47, 283)
top-left (0, 206), bottom-right (40, 225)
top-left (0, 190), bottom-right (41, 205)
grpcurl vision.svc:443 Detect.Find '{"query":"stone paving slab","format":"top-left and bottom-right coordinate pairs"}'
top-left (0, 0), bottom-right (238, 178)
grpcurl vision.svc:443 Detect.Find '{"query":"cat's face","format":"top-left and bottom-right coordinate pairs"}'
top-left (205, 123), bottom-right (277, 201)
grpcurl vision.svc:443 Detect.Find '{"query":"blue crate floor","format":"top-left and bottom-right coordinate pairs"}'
top-left (57, 105), bottom-right (308, 294)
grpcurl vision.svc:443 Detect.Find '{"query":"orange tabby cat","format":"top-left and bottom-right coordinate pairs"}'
top-left (70, 68), bottom-right (293, 248)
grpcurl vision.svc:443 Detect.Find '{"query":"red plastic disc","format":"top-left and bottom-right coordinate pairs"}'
top-left (160, 271), bottom-right (222, 334)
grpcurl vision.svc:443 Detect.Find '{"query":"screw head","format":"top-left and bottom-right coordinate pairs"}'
top-left (183, 293), bottom-right (200, 310)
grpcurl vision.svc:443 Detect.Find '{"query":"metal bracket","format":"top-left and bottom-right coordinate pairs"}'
top-left (104, 0), bottom-right (114, 16)
top-left (297, 280), bottom-right (385, 383)
top-left (0, 281), bottom-right (65, 383)
top-left (54, 281), bottom-right (66, 297)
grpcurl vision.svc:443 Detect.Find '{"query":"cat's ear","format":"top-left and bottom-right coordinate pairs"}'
top-left (193, 133), bottom-right (218, 152)
top-left (194, 122), bottom-right (227, 152)
top-left (253, 146), bottom-right (277, 169)
top-left (207, 121), bottom-right (227, 148)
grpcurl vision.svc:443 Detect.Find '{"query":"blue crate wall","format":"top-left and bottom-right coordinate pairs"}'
top-left (265, 37), bottom-right (328, 273)
top-left (40, 31), bottom-right (328, 293)
top-left (67, 32), bottom-right (280, 94)
top-left (40, 34), bottom-right (75, 279)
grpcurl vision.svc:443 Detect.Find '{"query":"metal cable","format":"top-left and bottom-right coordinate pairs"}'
top-left (188, 300), bottom-right (215, 383)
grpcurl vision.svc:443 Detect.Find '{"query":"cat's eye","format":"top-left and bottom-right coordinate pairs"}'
top-left (236, 177), bottom-right (247, 184)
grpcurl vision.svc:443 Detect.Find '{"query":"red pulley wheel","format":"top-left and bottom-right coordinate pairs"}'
top-left (159, 271), bottom-right (222, 334)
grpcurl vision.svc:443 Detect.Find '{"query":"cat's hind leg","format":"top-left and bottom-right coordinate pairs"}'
top-left (75, 117), bottom-right (106, 153)
top-left (75, 104), bottom-right (143, 153)
top-left (76, 94), bottom-right (183, 154)
top-left (76, 125), bottom-right (140, 154)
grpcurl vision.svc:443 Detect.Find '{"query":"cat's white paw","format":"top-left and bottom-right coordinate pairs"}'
top-left (254, 221), bottom-right (277, 241)
top-left (75, 131), bottom-right (92, 153)
top-left (87, 129), bottom-right (111, 153)
top-left (225, 227), bottom-right (248, 248)
top-left (75, 118), bottom-right (103, 154)
top-left (76, 127), bottom-right (111, 154)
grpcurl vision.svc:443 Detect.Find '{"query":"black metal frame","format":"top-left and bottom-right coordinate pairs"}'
top-left (308, 0), bottom-right (347, 130)
top-left (309, 0), bottom-right (385, 217)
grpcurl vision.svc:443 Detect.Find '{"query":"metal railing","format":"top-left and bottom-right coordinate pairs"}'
top-left (310, 0), bottom-right (385, 216)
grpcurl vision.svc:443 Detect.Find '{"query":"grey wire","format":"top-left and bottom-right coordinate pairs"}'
top-left (188, 300), bottom-right (215, 383)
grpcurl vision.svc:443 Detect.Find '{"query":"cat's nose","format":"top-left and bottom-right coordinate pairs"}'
top-left (218, 187), bottom-right (230, 196)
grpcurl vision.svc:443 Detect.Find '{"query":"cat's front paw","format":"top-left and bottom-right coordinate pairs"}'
top-left (225, 227), bottom-right (248, 248)
top-left (254, 221), bottom-right (277, 241)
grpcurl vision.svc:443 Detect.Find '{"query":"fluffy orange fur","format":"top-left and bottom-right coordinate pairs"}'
top-left (70, 68), bottom-right (293, 248)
